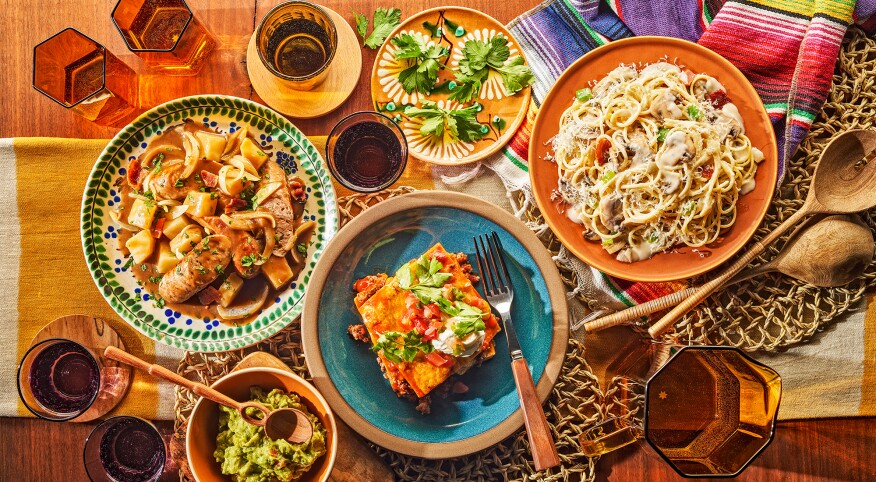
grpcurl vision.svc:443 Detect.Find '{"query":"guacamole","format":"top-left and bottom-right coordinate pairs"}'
top-left (214, 387), bottom-right (327, 482)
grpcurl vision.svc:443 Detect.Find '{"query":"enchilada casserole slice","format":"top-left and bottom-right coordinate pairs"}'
top-left (349, 243), bottom-right (501, 413)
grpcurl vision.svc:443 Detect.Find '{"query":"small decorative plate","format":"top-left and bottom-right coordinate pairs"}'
top-left (370, 7), bottom-right (532, 166)
top-left (302, 191), bottom-right (568, 458)
top-left (81, 95), bottom-right (338, 352)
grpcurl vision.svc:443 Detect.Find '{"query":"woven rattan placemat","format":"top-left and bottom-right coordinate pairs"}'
top-left (526, 26), bottom-right (876, 352)
top-left (174, 188), bottom-right (605, 482)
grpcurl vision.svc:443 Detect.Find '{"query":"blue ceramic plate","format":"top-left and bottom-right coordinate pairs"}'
top-left (302, 192), bottom-right (568, 458)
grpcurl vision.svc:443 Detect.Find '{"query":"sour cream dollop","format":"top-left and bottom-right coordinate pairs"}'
top-left (431, 317), bottom-right (486, 358)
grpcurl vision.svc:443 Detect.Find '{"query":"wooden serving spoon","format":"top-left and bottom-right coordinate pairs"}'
top-left (584, 214), bottom-right (874, 333)
top-left (650, 129), bottom-right (876, 338)
top-left (105, 346), bottom-right (313, 444)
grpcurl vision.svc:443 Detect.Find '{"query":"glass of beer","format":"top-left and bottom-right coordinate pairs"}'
top-left (112, 0), bottom-right (216, 75)
top-left (254, 1), bottom-right (338, 90)
top-left (578, 344), bottom-right (782, 477)
top-left (32, 28), bottom-right (139, 125)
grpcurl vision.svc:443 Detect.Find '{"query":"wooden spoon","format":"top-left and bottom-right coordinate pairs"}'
top-left (104, 346), bottom-right (313, 444)
top-left (650, 129), bottom-right (876, 338)
top-left (584, 214), bottom-right (874, 333)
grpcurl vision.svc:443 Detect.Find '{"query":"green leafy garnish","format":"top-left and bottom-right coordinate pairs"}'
top-left (405, 100), bottom-right (487, 144)
top-left (240, 254), bottom-right (261, 267)
top-left (296, 243), bottom-right (307, 254)
top-left (153, 295), bottom-right (165, 309)
top-left (687, 104), bottom-right (701, 121)
top-left (152, 154), bottom-right (164, 173)
top-left (435, 299), bottom-right (487, 337)
top-left (575, 88), bottom-right (593, 102)
top-left (453, 317), bottom-right (486, 338)
top-left (356, 8), bottom-right (402, 49)
top-left (174, 179), bottom-right (184, 188)
top-left (657, 127), bottom-right (670, 142)
top-left (449, 34), bottom-right (533, 103)
top-left (148, 275), bottom-right (163, 284)
top-left (394, 254), bottom-right (453, 304)
top-left (392, 33), bottom-right (447, 94)
top-left (353, 11), bottom-right (368, 39)
top-left (372, 330), bottom-right (434, 363)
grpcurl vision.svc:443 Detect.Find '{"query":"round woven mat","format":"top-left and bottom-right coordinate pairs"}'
top-left (174, 187), bottom-right (607, 482)
top-left (525, 26), bottom-right (876, 352)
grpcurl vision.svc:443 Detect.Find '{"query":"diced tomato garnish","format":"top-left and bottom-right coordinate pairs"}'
top-left (431, 251), bottom-right (449, 264)
top-left (423, 327), bottom-right (438, 341)
top-left (405, 293), bottom-right (420, 309)
top-left (197, 286), bottom-right (222, 305)
top-left (200, 170), bottom-right (218, 188)
top-left (127, 159), bottom-right (143, 189)
top-left (353, 277), bottom-right (371, 292)
top-left (425, 351), bottom-right (453, 368)
top-left (594, 138), bottom-right (611, 165)
top-left (700, 165), bottom-right (714, 179)
top-left (223, 197), bottom-right (248, 214)
top-left (289, 179), bottom-right (307, 202)
top-left (151, 217), bottom-right (166, 238)
top-left (424, 303), bottom-right (441, 320)
top-left (708, 90), bottom-right (730, 109)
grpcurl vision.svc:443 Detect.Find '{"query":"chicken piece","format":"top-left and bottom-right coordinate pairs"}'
top-left (256, 159), bottom-right (296, 256)
top-left (649, 91), bottom-right (683, 120)
top-left (148, 163), bottom-right (192, 201)
top-left (158, 235), bottom-right (232, 303)
top-left (203, 216), bottom-right (264, 279)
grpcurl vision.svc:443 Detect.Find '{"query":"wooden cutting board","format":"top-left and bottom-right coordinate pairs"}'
top-left (232, 352), bottom-right (393, 482)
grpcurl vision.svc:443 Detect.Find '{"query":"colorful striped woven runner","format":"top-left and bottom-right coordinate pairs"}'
top-left (486, 0), bottom-right (876, 308)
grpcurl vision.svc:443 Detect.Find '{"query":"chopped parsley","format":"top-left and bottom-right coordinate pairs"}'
top-left (140, 263), bottom-right (148, 271)
top-left (152, 154), bottom-right (164, 173)
top-left (214, 265), bottom-right (224, 275)
top-left (195, 265), bottom-right (209, 275)
top-left (153, 295), bottom-right (165, 309)
top-left (296, 243), bottom-right (307, 254)
top-left (240, 254), bottom-right (263, 267)
top-left (372, 329), bottom-right (434, 363)
top-left (174, 179), bottom-right (184, 188)
top-left (148, 275), bottom-right (163, 284)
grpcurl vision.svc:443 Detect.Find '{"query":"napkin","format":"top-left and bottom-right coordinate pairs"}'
top-left (482, 0), bottom-right (876, 419)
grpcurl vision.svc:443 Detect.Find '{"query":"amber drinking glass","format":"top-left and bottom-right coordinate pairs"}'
top-left (578, 345), bottom-right (782, 478)
top-left (255, 1), bottom-right (338, 90)
top-left (112, 0), bottom-right (215, 75)
top-left (33, 28), bottom-right (138, 125)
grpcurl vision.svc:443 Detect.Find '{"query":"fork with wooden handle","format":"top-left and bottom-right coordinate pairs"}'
top-left (474, 232), bottom-right (560, 471)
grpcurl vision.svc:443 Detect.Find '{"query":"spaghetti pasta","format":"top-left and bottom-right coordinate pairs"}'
top-left (551, 62), bottom-right (764, 263)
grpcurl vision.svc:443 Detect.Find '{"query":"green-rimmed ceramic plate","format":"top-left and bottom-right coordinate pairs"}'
top-left (81, 95), bottom-right (338, 352)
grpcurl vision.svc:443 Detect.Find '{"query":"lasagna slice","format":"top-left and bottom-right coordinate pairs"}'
top-left (349, 243), bottom-right (501, 413)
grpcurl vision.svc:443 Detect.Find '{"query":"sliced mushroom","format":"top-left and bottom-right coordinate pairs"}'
top-left (649, 91), bottom-right (683, 120)
top-left (599, 194), bottom-right (624, 231)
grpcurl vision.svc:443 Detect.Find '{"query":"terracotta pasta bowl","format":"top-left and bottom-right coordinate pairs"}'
top-left (529, 37), bottom-right (778, 282)
top-left (187, 367), bottom-right (338, 482)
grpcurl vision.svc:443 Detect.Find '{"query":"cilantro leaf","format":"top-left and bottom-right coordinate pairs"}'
top-left (411, 285), bottom-right (443, 304)
top-left (365, 8), bottom-right (401, 49)
top-left (495, 56), bottom-right (535, 96)
top-left (372, 330), bottom-right (433, 363)
top-left (395, 264), bottom-right (413, 289)
top-left (392, 34), bottom-right (447, 94)
top-left (406, 100), bottom-right (487, 144)
top-left (452, 317), bottom-right (486, 337)
top-left (450, 34), bottom-right (532, 102)
top-left (353, 11), bottom-right (368, 39)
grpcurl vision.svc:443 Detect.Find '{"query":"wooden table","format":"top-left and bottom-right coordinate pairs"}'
top-left (1, 0), bottom-right (874, 480)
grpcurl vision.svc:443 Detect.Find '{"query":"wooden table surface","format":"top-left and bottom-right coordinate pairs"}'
top-left (1, 0), bottom-right (874, 480)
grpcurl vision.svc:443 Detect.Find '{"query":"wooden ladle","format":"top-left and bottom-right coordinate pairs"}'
top-left (650, 129), bottom-right (876, 338)
top-left (104, 346), bottom-right (313, 444)
top-left (584, 214), bottom-right (874, 333)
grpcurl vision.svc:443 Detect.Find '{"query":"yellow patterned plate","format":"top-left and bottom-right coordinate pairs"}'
top-left (370, 6), bottom-right (532, 166)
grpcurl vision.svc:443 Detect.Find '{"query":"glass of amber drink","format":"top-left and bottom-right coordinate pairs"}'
top-left (33, 28), bottom-right (139, 125)
top-left (112, 0), bottom-right (215, 75)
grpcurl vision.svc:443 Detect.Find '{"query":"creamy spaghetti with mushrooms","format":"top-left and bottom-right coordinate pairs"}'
top-left (110, 121), bottom-right (315, 324)
top-left (551, 62), bottom-right (764, 263)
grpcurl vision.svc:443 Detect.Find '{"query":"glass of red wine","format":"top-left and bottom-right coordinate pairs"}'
top-left (326, 111), bottom-right (408, 192)
top-left (17, 338), bottom-right (101, 421)
top-left (83, 416), bottom-right (167, 482)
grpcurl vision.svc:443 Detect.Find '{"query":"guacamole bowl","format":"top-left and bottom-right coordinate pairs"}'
top-left (187, 367), bottom-right (338, 482)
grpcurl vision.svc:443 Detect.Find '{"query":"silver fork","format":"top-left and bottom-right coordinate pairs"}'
top-left (474, 232), bottom-right (560, 471)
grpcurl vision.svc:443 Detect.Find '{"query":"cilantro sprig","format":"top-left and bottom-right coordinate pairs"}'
top-left (372, 330), bottom-right (435, 363)
top-left (392, 33), bottom-right (448, 94)
top-left (405, 100), bottom-right (487, 144)
top-left (435, 298), bottom-right (487, 337)
top-left (395, 253), bottom-right (453, 304)
top-left (354, 8), bottom-right (402, 49)
top-left (449, 34), bottom-right (534, 103)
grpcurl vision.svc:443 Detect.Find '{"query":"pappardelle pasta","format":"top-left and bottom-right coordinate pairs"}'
top-left (551, 62), bottom-right (764, 263)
